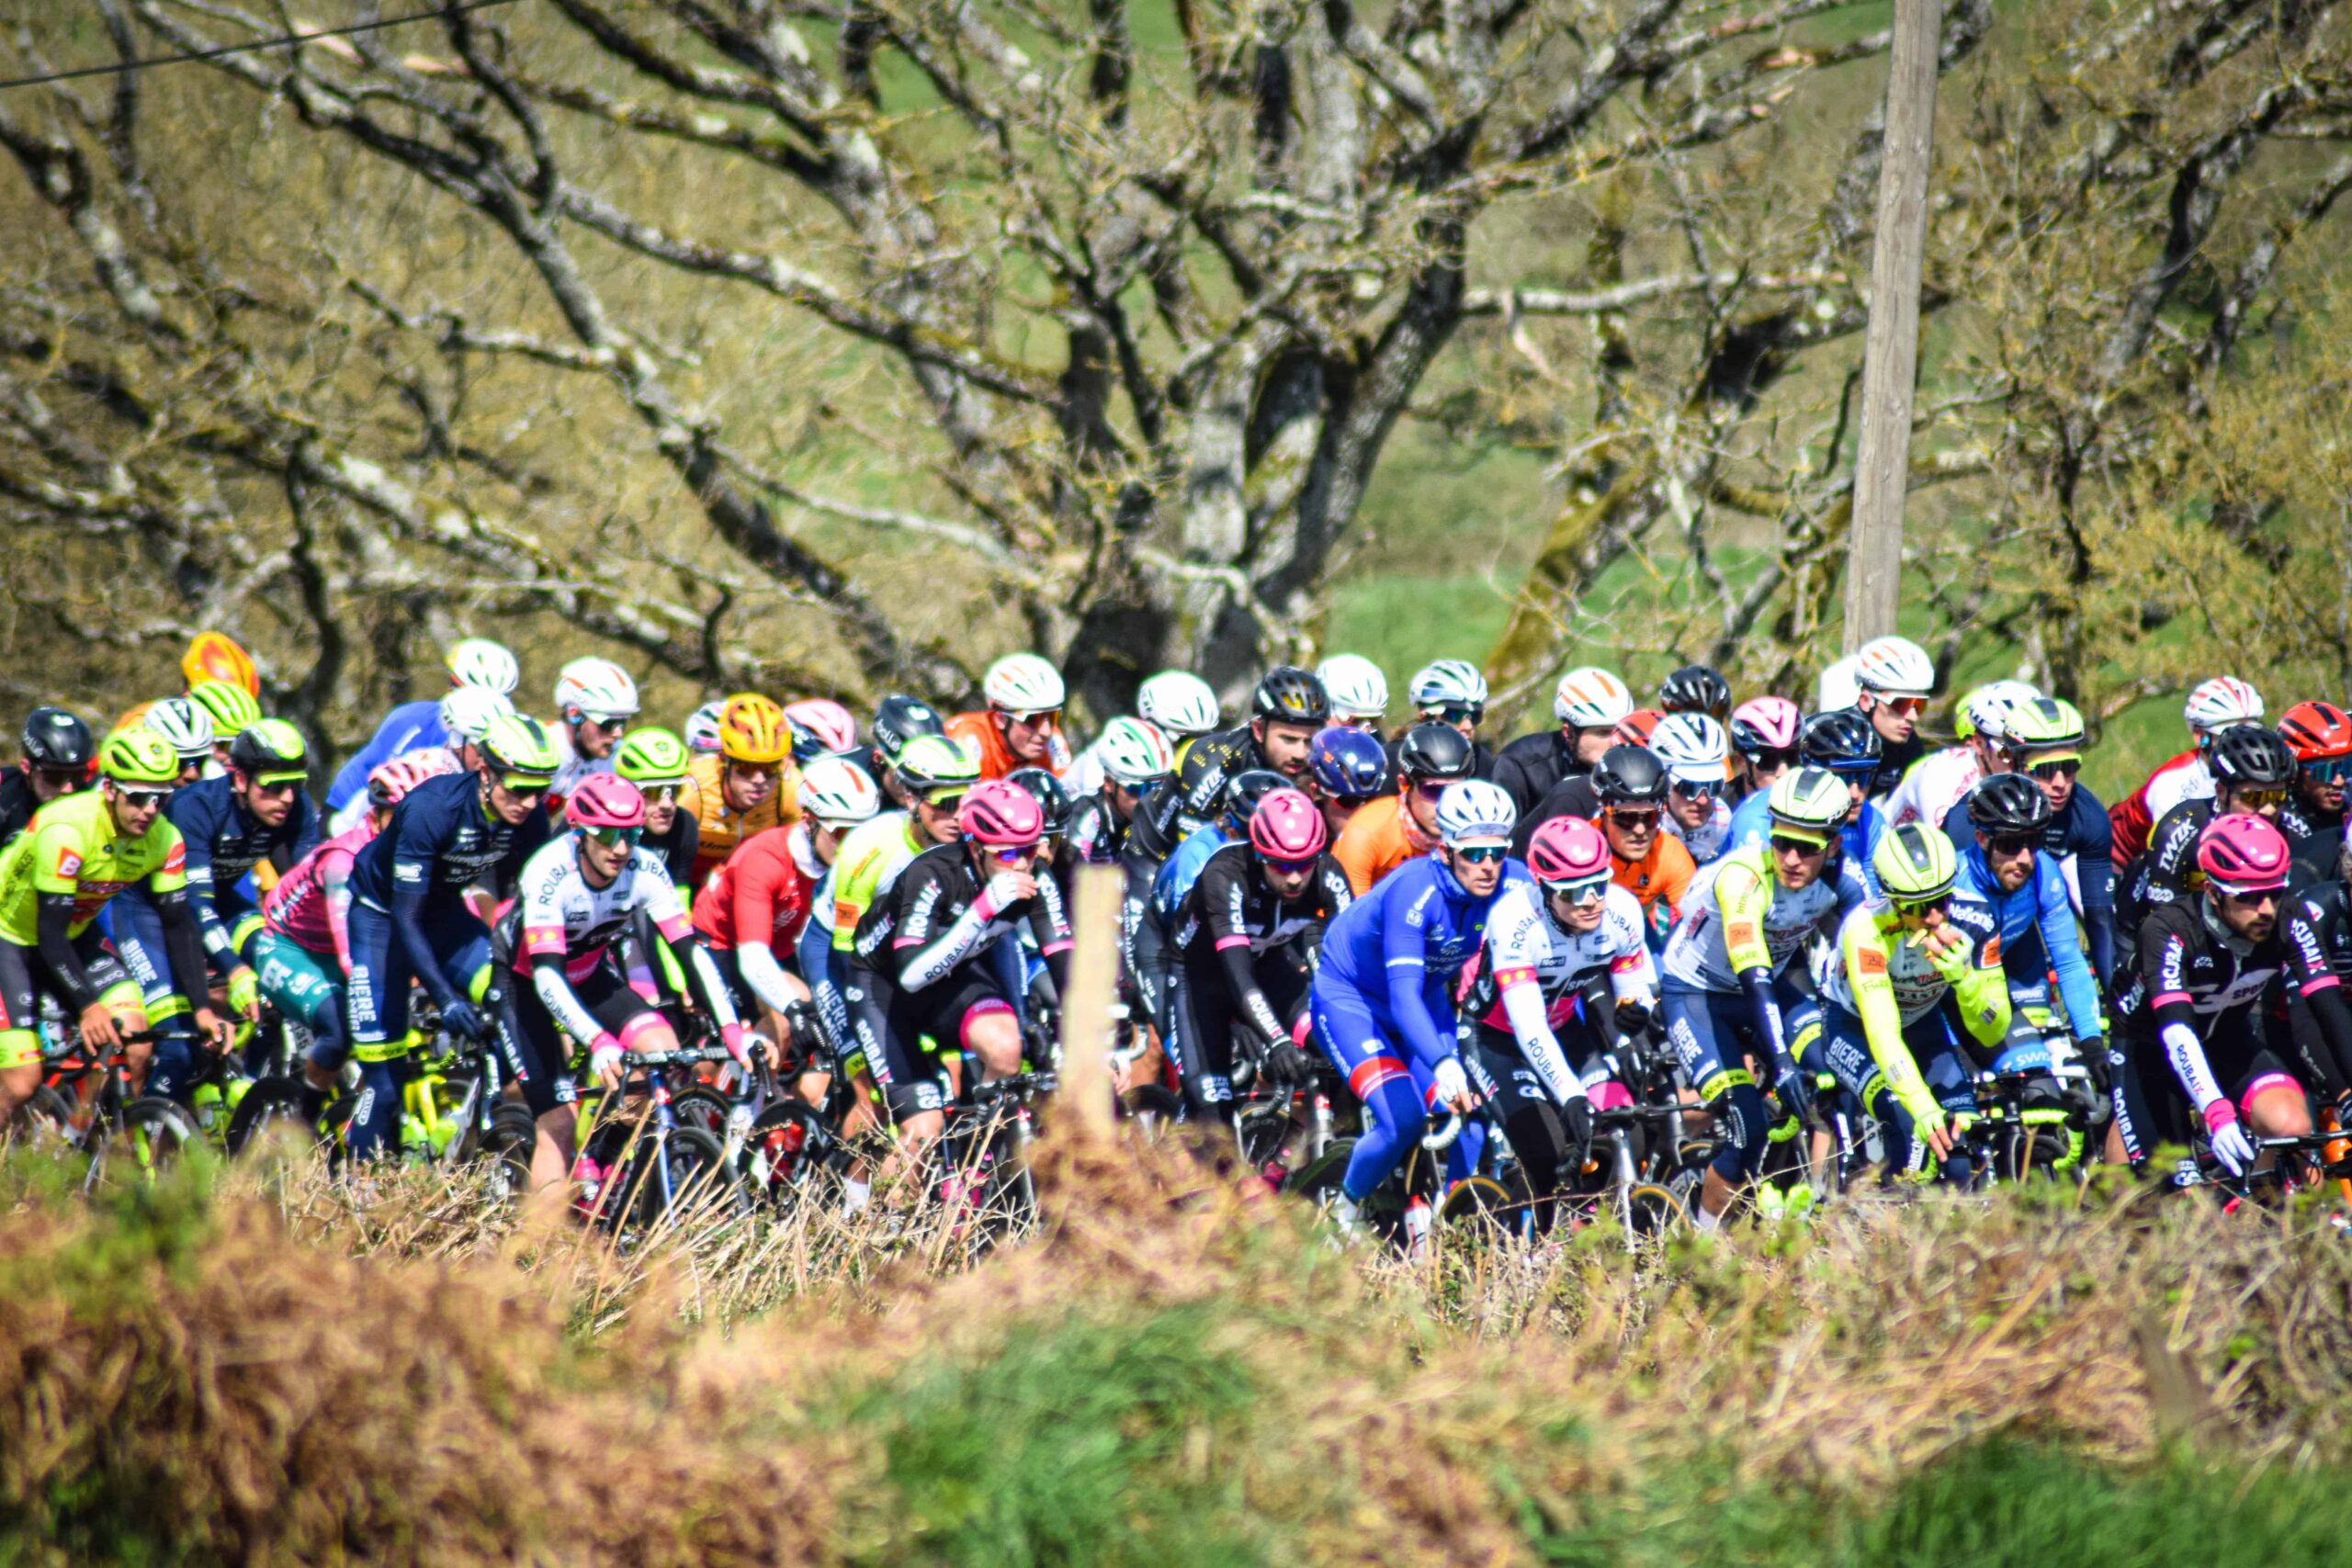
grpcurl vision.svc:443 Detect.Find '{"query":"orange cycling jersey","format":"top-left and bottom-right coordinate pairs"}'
top-left (1612, 830), bottom-right (1695, 946)
top-left (944, 710), bottom-right (1073, 783)
top-left (1333, 794), bottom-right (1436, 897)
top-left (681, 753), bottom-right (800, 889)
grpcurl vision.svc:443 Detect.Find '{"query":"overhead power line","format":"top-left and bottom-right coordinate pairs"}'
top-left (0, 0), bottom-right (526, 95)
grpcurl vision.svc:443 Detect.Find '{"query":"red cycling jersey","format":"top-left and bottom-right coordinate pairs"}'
top-left (691, 823), bottom-right (818, 953)
top-left (2109, 746), bottom-right (2199, 869)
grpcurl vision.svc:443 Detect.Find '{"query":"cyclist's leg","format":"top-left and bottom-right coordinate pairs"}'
top-left (107, 888), bottom-right (187, 1098)
top-left (254, 928), bottom-right (348, 1120)
top-left (1308, 973), bottom-right (1426, 1205)
top-left (849, 972), bottom-right (950, 1155)
top-left (484, 960), bottom-right (585, 1193)
top-left (1912, 1012), bottom-right (1984, 1182)
top-left (1662, 979), bottom-right (1770, 1222)
top-left (1164, 967), bottom-right (1238, 1122)
top-left (0, 939), bottom-right (43, 1120)
top-left (2227, 1033), bottom-right (2313, 1144)
top-left (342, 899), bottom-right (415, 1160)
top-left (1466, 1027), bottom-right (1567, 1216)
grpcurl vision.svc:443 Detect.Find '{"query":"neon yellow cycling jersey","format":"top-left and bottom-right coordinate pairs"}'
top-left (828, 811), bottom-right (926, 954)
top-left (0, 788), bottom-right (189, 943)
top-left (1820, 902), bottom-right (2010, 1128)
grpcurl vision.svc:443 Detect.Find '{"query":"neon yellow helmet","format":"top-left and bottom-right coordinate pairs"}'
top-left (614, 726), bottom-right (690, 788)
top-left (478, 714), bottom-right (560, 782)
top-left (1873, 822), bottom-right (1958, 904)
top-left (2003, 696), bottom-right (2085, 760)
top-left (99, 727), bottom-right (180, 785)
top-left (1767, 766), bottom-right (1849, 839)
top-left (894, 733), bottom-right (981, 800)
top-left (187, 678), bottom-right (262, 736)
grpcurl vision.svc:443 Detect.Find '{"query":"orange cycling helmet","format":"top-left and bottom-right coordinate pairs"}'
top-left (718, 694), bottom-right (791, 765)
top-left (182, 632), bottom-right (259, 697)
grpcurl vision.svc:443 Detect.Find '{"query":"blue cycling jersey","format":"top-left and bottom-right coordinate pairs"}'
top-left (1940, 784), bottom-right (2115, 987)
top-left (1726, 788), bottom-right (1886, 897)
top-left (1149, 825), bottom-right (1227, 926)
top-left (1945, 835), bottom-right (2104, 1043)
top-left (348, 769), bottom-right (548, 1012)
top-left (162, 773), bottom-right (318, 970)
top-left (1319, 853), bottom-right (1532, 1069)
top-left (324, 699), bottom-right (447, 811)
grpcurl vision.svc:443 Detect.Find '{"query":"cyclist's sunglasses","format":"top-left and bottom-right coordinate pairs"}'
top-left (1871, 694), bottom-right (1928, 716)
top-left (727, 761), bottom-right (781, 783)
top-left (493, 774), bottom-right (550, 801)
top-left (32, 766), bottom-right (84, 787)
top-left (249, 777), bottom-right (303, 797)
top-left (1893, 895), bottom-right (1949, 919)
top-left (1542, 874), bottom-right (1611, 906)
top-left (1822, 759), bottom-right (1879, 778)
top-left (2230, 787), bottom-right (2289, 811)
top-left (1264, 854), bottom-right (1320, 876)
top-left (2213, 883), bottom-right (2282, 909)
top-left (1769, 832), bottom-right (1828, 858)
top-left (989, 840), bottom-right (1041, 863)
top-left (1424, 703), bottom-right (1484, 727)
top-left (638, 781), bottom-right (684, 805)
top-left (580, 824), bottom-right (643, 848)
top-left (1669, 777), bottom-right (1718, 800)
top-left (1004, 709), bottom-right (1059, 728)
top-left (921, 790), bottom-right (967, 812)
top-left (2303, 756), bottom-right (2352, 784)
top-left (1606, 807), bottom-right (1661, 829)
top-left (115, 786), bottom-right (173, 810)
top-left (578, 713), bottom-right (631, 733)
top-left (1984, 831), bottom-right (2039, 857)
top-left (1452, 844), bottom-right (1510, 865)
top-left (2022, 757), bottom-right (2081, 782)
top-left (1410, 778), bottom-right (1450, 800)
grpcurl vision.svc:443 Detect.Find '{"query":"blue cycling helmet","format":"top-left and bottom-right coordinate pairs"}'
top-left (1308, 726), bottom-right (1389, 801)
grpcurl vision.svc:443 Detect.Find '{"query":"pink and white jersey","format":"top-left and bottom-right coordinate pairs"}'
top-left (263, 817), bottom-right (379, 959)
top-left (512, 838), bottom-right (690, 983)
top-left (1883, 745), bottom-right (1982, 829)
top-left (1461, 879), bottom-right (1657, 1032)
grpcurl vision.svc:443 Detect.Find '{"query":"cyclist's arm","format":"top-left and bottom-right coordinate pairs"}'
top-left (321, 847), bottom-right (361, 977)
top-left (1714, 860), bottom-right (1790, 1060)
top-left (1841, 914), bottom-right (1939, 1122)
top-left (1200, 857), bottom-right (1285, 1044)
top-left (796, 885), bottom-right (851, 1054)
top-left (892, 866), bottom-right (996, 991)
top-left (2035, 862), bottom-right (2106, 1043)
top-left (142, 846), bottom-right (213, 1018)
top-left (169, 788), bottom-right (241, 972)
top-left (2140, 910), bottom-right (2227, 1111)
top-left (33, 896), bottom-right (105, 1011)
top-left (1487, 886), bottom-right (1582, 1106)
top-left (1944, 929), bottom-right (2013, 1048)
top-left (2280, 895), bottom-right (2352, 1100)
top-left (1023, 869), bottom-right (1075, 996)
top-left (2076, 835), bottom-right (2117, 990)
top-left (1377, 884), bottom-right (1454, 1069)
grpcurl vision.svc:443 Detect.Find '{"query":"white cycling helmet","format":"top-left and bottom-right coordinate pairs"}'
top-left (1815, 653), bottom-right (1863, 713)
top-left (1853, 635), bottom-right (1936, 698)
top-left (982, 652), bottom-right (1066, 714)
top-left (1959, 679), bottom-right (2041, 743)
top-left (1553, 666), bottom-right (1634, 729)
top-left (1650, 712), bottom-right (1732, 783)
top-left (796, 754), bottom-right (882, 825)
top-left (1137, 670), bottom-right (1220, 737)
top-left (445, 637), bottom-right (519, 695)
top-left (684, 698), bottom-right (726, 755)
top-left (2184, 675), bottom-right (2263, 734)
top-left (1095, 716), bottom-right (1176, 787)
top-left (552, 657), bottom-right (639, 722)
top-left (145, 696), bottom-right (217, 761)
top-left (439, 685), bottom-right (514, 743)
top-left (1434, 779), bottom-right (1517, 846)
top-left (1315, 654), bottom-right (1390, 722)
top-left (1409, 659), bottom-right (1489, 712)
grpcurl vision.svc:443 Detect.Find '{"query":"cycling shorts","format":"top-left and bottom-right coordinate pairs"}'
top-left (1661, 975), bottom-right (1807, 1100)
top-left (1797, 998), bottom-right (1979, 1120)
top-left (842, 963), bottom-right (1017, 1123)
top-left (2115, 1013), bottom-right (2302, 1167)
top-left (0, 931), bottom-right (141, 1070)
top-left (253, 928), bottom-right (347, 1066)
top-left (489, 957), bottom-right (661, 1120)
top-left (1165, 949), bottom-right (1311, 1113)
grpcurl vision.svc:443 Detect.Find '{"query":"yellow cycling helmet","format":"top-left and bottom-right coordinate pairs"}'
top-left (100, 727), bottom-right (181, 786)
top-left (718, 694), bottom-right (790, 765)
top-left (188, 679), bottom-right (263, 737)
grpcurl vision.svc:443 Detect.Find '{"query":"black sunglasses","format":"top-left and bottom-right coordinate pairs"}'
top-left (1425, 704), bottom-right (1485, 727)
top-left (1985, 831), bottom-right (2038, 856)
top-left (1452, 844), bottom-right (1510, 864)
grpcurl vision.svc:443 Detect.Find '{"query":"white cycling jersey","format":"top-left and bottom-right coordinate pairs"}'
top-left (1472, 880), bottom-right (1657, 1028)
top-left (2141, 754), bottom-right (2212, 826)
top-left (1661, 851), bottom-right (1867, 992)
top-left (1666, 796), bottom-right (1735, 865)
top-left (1882, 745), bottom-right (1981, 830)
top-left (514, 839), bottom-right (690, 982)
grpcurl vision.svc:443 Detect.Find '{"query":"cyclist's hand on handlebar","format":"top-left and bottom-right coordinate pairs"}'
top-left (1431, 1055), bottom-right (1477, 1114)
top-left (440, 998), bottom-right (489, 1044)
top-left (225, 964), bottom-right (261, 1022)
top-left (591, 1033), bottom-right (627, 1092)
top-left (193, 1008), bottom-right (232, 1055)
top-left (78, 1003), bottom-right (124, 1055)
top-left (1559, 1091), bottom-right (1594, 1162)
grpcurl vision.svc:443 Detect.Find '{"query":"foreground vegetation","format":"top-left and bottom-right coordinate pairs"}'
top-left (6, 1135), bottom-right (2352, 1564)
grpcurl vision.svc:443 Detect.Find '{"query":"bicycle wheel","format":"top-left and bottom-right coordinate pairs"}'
top-left (6, 1086), bottom-right (78, 1159)
top-left (85, 1096), bottom-right (199, 1190)
top-left (1622, 1181), bottom-right (1688, 1240)
top-left (621, 1124), bottom-right (749, 1230)
top-left (474, 1102), bottom-right (538, 1203)
top-left (1436, 1172), bottom-right (1534, 1244)
top-left (669, 1085), bottom-right (734, 1142)
top-left (741, 1100), bottom-right (837, 1211)
top-left (224, 1076), bottom-right (315, 1156)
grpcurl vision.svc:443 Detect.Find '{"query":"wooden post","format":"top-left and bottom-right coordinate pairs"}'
top-left (1842, 0), bottom-right (1943, 651)
top-left (1054, 863), bottom-right (1124, 1145)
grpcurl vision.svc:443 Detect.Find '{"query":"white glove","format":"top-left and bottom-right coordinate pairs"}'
top-left (974, 871), bottom-right (1031, 922)
top-left (2205, 1101), bottom-right (2256, 1178)
top-left (590, 1035), bottom-right (626, 1087)
top-left (1430, 1055), bottom-right (1472, 1111)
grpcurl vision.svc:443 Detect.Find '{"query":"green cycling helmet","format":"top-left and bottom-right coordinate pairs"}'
top-left (1873, 822), bottom-right (1958, 905)
top-left (2002, 695), bottom-right (2085, 759)
top-left (188, 678), bottom-right (263, 735)
top-left (228, 717), bottom-right (310, 784)
top-left (479, 713), bottom-right (561, 782)
top-left (100, 727), bottom-right (180, 785)
top-left (895, 733), bottom-right (981, 800)
top-left (1767, 766), bottom-right (1849, 839)
top-left (614, 726), bottom-right (690, 787)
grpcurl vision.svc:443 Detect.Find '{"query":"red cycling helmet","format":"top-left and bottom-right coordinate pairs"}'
top-left (1612, 707), bottom-right (1663, 748)
top-left (1249, 787), bottom-right (1327, 860)
top-left (1527, 816), bottom-right (1610, 885)
top-left (958, 777), bottom-right (1044, 847)
top-left (568, 773), bottom-right (647, 830)
top-left (1731, 695), bottom-right (1803, 755)
top-left (2278, 700), bottom-right (2352, 762)
top-left (2197, 811), bottom-right (2290, 896)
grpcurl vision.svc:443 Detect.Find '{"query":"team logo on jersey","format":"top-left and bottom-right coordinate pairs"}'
top-left (1858, 946), bottom-right (1887, 976)
top-left (161, 841), bottom-right (186, 875)
top-left (53, 846), bottom-right (82, 880)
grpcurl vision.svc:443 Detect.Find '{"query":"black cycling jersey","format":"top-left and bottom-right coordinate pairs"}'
top-left (1492, 729), bottom-right (1586, 821)
top-left (0, 771), bottom-right (50, 849)
top-left (1509, 774), bottom-right (1601, 860)
top-left (1170, 842), bottom-right (1348, 978)
top-left (2109, 897), bottom-right (2294, 1167)
top-left (2118, 795), bottom-right (2213, 943)
top-left (2278, 877), bottom-right (2352, 1102)
top-left (849, 840), bottom-right (1073, 995)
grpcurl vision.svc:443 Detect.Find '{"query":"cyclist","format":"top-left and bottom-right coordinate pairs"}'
top-left (548, 657), bottom-right (639, 809)
top-left (1973, 696), bottom-right (2118, 987)
top-left (1309, 780), bottom-right (1524, 1228)
top-left (323, 637), bottom-right (520, 811)
top-left (141, 697), bottom-right (217, 786)
top-left (1883, 679), bottom-right (2039, 829)
top-left (1945, 773), bottom-right (2110, 1089)
top-left (1727, 708), bottom-right (1888, 892)
top-left (1652, 713), bottom-right (1736, 866)
top-left (1511, 744), bottom-right (1695, 950)
top-left (946, 653), bottom-right (1073, 781)
top-left (1397, 660), bottom-right (1496, 777)
top-left (1493, 666), bottom-right (1633, 820)
top-left (182, 630), bottom-right (261, 698)
top-left (2, 707), bottom-right (94, 846)
top-left (1334, 722), bottom-right (1475, 896)
top-left (1058, 716), bottom-right (1173, 877)
top-left (1659, 768), bottom-right (1866, 1229)
top-left (185, 682), bottom-right (261, 776)
top-left (257, 757), bottom-right (447, 1126)
top-left (1180, 667), bottom-right (1330, 809)
top-left (1727, 695), bottom-right (1801, 805)
top-left (1136, 770), bottom-right (1290, 1058)
top-left (110, 719), bottom-right (318, 1096)
top-left (1136, 670), bottom-right (1222, 761)
top-left (1008, 767), bottom-right (1075, 869)
top-left (2279, 821), bottom-right (2352, 1121)
top-left (1316, 654), bottom-right (1391, 736)
top-left (2277, 700), bottom-right (2352, 879)
top-left (327, 686), bottom-right (518, 840)
top-left (343, 713), bottom-right (558, 1158)
top-left (613, 728), bottom-right (698, 887)
top-left (1658, 664), bottom-right (1733, 722)
top-left (684, 699), bottom-right (727, 757)
top-left (1850, 635), bottom-right (1937, 799)
top-left (846, 779), bottom-right (1072, 1148)
top-left (2109, 813), bottom-right (2308, 1177)
top-left (785, 698), bottom-right (859, 763)
top-left (1802, 824), bottom-right (2011, 1183)
top-left (866, 694), bottom-right (949, 808)
top-left (1164, 788), bottom-right (1351, 1121)
top-left (0, 729), bottom-right (227, 1124)
top-left (2109, 676), bottom-right (2265, 869)
top-left (1459, 816), bottom-right (1648, 1224)
top-left (1305, 726), bottom-right (1390, 844)
top-left (682, 694), bottom-right (801, 886)
top-left (2120, 723), bottom-right (2295, 941)
top-left (492, 774), bottom-right (756, 1196)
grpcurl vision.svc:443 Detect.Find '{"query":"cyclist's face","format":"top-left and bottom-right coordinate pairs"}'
top-left (1894, 899), bottom-right (1947, 934)
top-left (1547, 885), bottom-right (1606, 933)
top-left (1255, 719), bottom-right (1316, 778)
top-left (2213, 886), bottom-right (2278, 942)
top-left (723, 761), bottom-right (777, 810)
top-left (1864, 692), bottom-right (1923, 742)
top-left (2299, 765), bottom-right (2346, 816)
top-left (1445, 842), bottom-right (1506, 895)
top-left (640, 792), bottom-right (677, 834)
top-left (1602, 807), bottom-right (1657, 860)
top-left (577, 829), bottom-right (632, 882)
top-left (1979, 831), bottom-right (2035, 891)
top-left (1320, 795), bottom-right (1369, 838)
top-left (999, 708), bottom-right (1059, 764)
top-left (2220, 783), bottom-right (2282, 821)
top-left (487, 775), bottom-right (545, 824)
top-left (27, 764), bottom-right (79, 803)
top-left (1665, 782), bottom-right (1713, 830)
top-left (810, 818), bottom-right (852, 866)
top-left (1261, 859), bottom-right (1316, 900)
top-left (1745, 755), bottom-right (1790, 792)
top-left (235, 773), bottom-right (299, 828)
top-left (1570, 728), bottom-right (1612, 766)
top-left (105, 781), bottom-right (165, 836)
top-left (1404, 778), bottom-right (1443, 835)
top-left (572, 712), bottom-right (627, 761)
top-left (1771, 833), bottom-right (1826, 888)
top-left (914, 794), bottom-right (964, 845)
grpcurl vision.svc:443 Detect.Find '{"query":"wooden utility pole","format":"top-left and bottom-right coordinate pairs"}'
top-left (1842, 0), bottom-right (1943, 651)
top-left (1052, 863), bottom-right (1125, 1145)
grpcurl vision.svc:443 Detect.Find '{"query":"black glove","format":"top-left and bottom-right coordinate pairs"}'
top-left (1560, 1093), bottom-right (1595, 1164)
top-left (439, 998), bottom-right (489, 1044)
top-left (1771, 1057), bottom-right (1815, 1123)
top-left (2079, 1037), bottom-right (2113, 1096)
top-left (1264, 1038), bottom-right (1315, 1087)
top-left (1611, 999), bottom-right (1651, 1040)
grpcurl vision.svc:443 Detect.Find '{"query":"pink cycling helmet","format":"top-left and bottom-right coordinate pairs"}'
top-left (567, 773), bottom-right (647, 831)
top-left (367, 755), bottom-right (449, 808)
top-left (1527, 816), bottom-right (1610, 885)
top-left (785, 697), bottom-right (858, 756)
top-left (958, 777), bottom-right (1045, 847)
top-left (2198, 811), bottom-right (2290, 895)
top-left (1249, 787), bottom-right (1328, 860)
top-left (1731, 695), bottom-right (1802, 755)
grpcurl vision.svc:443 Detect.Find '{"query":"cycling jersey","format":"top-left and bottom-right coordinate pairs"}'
top-left (324, 698), bottom-right (446, 811)
top-left (692, 823), bottom-right (821, 1019)
top-left (547, 728), bottom-right (614, 809)
top-left (348, 770), bottom-right (547, 919)
top-left (0, 788), bottom-right (188, 942)
top-left (2110, 897), bottom-right (2295, 1167)
top-left (828, 812), bottom-right (928, 954)
top-left (1331, 795), bottom-right (1430, 896)
top-left (1724, 787), bottom-right (1887, 897)
top-left (1864, 730), bottom-right (1926, 801)
top-left (680, 752), bottom-right (801, 887)
top-left (1883, 745), bottom-right (1982, 830)
top-left (0, 770), bottom-right (77, 848)
top-left (2109, 748), bottom-right (2202, 868)
top-left (1660, 845), bottom-right (1869, 993)
top-left (1460, 879), bottom-right (1656, 1085)
top-left (1507, 771), bottom-right (1695, 942)
top-left (1163, 840), bottom-right (1350, 1111)
top-left (944, 710), bottom-right (1072, 782)
top-left (1947, 784), bottom-right (2116, 986)
top-left (2280, 877), bottom-right (2352, 1101)
top-left (262, 816), bottom-right (378, 968)
top-left (1946, 835), bottom-right (2106, 1048)
top-left (1667, 795), bottom-right (1734, 866)
top-left (1057, 792), bottom-right (1127, 878)
top-left (2119, 795), bottom-right (2214, 938)
top-left (643, 807), bottom-right (701, 890)
top-left (153, 773), bottom-right (318, 972)
top-left (1490, 729), bottom-right (1584, 822)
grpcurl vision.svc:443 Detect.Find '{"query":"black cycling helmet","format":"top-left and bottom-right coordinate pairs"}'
top-left (1395, 721), bottom-right (1475, 783)
top-left (1800, 707), bottom-right (1883, 771)
top-left (1966, 772), bottom-right (2052, 834)
top-left (1252, 665), bottom-right (1330, 728)
top-left (21, 706), bottom-right (94, 771)
top-left (2206, 721), bottom-right (2297, 789)
top-left (869, 694), bottom-right (946, 772)
top-left (1590, 743), bottom-right (1668, 805)
top-left (226, 717), bottom-right (309, 781)
top-left (1658, 664), bottom-right (1732, 719)
top-left (1006, 766), bottom-right (1073, 837)
top-left (1222, 768), bottom-right (1288, 829)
